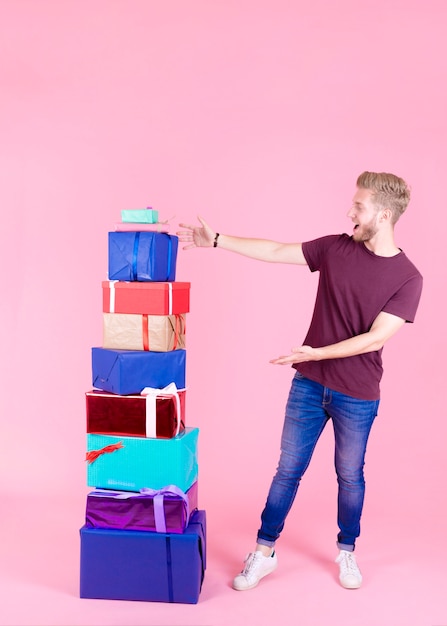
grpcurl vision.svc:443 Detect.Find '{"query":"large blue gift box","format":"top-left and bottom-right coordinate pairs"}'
top-left (108, 232), bottom-right (178, 281)
top-left (92, 347), bottom-right (186, 395)
top-left (80, 509), bottom-right (206, 603)
top-left (86, 428), bottom-right (199, 492)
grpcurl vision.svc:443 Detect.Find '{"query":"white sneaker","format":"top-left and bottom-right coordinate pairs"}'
top-left (335, 550), bottom-right (363, 589)
top-left (232, 550), bottom-right (278, 591)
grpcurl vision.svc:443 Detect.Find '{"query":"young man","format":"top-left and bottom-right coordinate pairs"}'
top-left (178, 171), bottom-right (423, 591)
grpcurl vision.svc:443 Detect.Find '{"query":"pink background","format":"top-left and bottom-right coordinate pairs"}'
top-left (1, 1), bottom-right (445, 625)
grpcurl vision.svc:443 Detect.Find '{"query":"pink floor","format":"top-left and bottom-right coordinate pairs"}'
top-left (2, 485), bottom-right (445, 626)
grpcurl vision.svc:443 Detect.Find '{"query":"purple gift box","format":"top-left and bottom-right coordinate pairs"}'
top-left (85, 482), bottom-right (198, 533)
top-left (80, 509), bottom-right (206, 604)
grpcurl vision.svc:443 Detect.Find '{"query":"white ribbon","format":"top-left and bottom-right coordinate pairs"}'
top-left (140, 382), bottom-right (182, 437)
top-left (89, 488), bottom-right (139, 499)
top-left (108, 280), bottom-right (172, 315)
top-left (108, 280), bottom-right (119, 313)
top-left (168, 282), bottom-right (173, 314)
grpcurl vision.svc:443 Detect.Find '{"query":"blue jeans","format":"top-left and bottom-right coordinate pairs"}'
top-left (257, 372), bottom-right (379, 551)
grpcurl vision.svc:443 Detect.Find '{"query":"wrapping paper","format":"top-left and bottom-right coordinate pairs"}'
top-left (86, 428), bottom-right (199, 492)
top-left (103, 312), bottom-right (186, 352)
top-left (102, 281), bottom-right (190, 315)
top-left (121, 208), bottom-right (159, 223)
top-left (86, 386), bottom-right (186, 439)
top-left (91, 347), bottom-right (186, 395)
top-left (114, 222), bottom-right (170, 232)
top-left (85, 481), bottom-right (198, 533)
top-left (80, 510), bottom-right (206, 604)
top-left (108, 232), bottom-right (178, 282)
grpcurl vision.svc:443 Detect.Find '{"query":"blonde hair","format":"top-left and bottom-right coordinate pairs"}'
top-left (356, 171), bottom-right (411, 224)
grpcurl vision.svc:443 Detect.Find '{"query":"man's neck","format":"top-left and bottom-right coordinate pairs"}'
top-left (363, 231), bottom-right (401, 257)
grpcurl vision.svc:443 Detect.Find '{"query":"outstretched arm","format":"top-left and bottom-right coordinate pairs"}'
top-left (177, 216), bottom-right (307, 265)
top-left (270, 311), bottom-right (406, 364)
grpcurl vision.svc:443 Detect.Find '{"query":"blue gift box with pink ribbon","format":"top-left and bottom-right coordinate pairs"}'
top-left (80, 509), bottom-right (206, 604)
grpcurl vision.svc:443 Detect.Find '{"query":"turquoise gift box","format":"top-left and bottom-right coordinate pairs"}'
top-left (86, 428), bottom-right (199, 492)
top-left (121, 208), bottom-right (159, 223)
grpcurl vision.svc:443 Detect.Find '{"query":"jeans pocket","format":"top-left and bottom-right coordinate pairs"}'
top-left (294, 370), bottom-right (305, 380)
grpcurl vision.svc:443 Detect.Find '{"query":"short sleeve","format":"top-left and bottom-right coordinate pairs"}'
top-left (302, 234), bottom-right (342, 272)
top-left (382, 273), bottom-right (423, 323)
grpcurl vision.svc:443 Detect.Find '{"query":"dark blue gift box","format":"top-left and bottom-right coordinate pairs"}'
top-left (108, 232), bottom-right (178, 282)
top-left (80, 510), bottom-right (206, 603)
top-left (92, 347), bottom-right (186, 395)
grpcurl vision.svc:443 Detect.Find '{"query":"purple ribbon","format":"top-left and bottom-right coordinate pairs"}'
top-left (90, 485), bottom-right (189, 533)
top-left (140, 485), bottom-right (188, 533)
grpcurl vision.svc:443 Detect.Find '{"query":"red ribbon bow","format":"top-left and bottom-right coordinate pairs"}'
top-left (85, 441), bottom-right (124, 464)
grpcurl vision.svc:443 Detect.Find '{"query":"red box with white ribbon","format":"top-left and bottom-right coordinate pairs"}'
top-left (86, 384), bottom-right (186, 439)
top-left (102, 281), bottom-right (190, 315)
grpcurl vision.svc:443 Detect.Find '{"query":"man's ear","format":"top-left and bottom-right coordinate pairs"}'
top-left (379, 207), bottom-right (393, 222)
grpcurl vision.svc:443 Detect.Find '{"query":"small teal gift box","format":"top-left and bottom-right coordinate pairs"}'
top-left (121, 208), bottom-right (159, 223)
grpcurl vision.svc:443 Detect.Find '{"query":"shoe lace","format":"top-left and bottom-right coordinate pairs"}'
top-left (242, 552), bottom-right (262, 575)
top-left (340, 552), bottom-right (359, 575)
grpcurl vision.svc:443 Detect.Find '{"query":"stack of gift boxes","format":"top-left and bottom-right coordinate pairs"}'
top-left (79, 208), bottom-right (206, 604)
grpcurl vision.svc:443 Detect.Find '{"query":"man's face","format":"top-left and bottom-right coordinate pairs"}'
top-left (347, 187), bottom-right (382, 243)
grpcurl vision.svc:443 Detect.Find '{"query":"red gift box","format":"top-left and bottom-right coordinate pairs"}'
top-left (102, 281), bottom-right (190, 315)
top-left (86, 385), bottom-right (186, 439)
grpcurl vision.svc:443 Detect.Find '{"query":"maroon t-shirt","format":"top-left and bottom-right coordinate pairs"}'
top-left (295, 234), bottom-right (423, 400)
